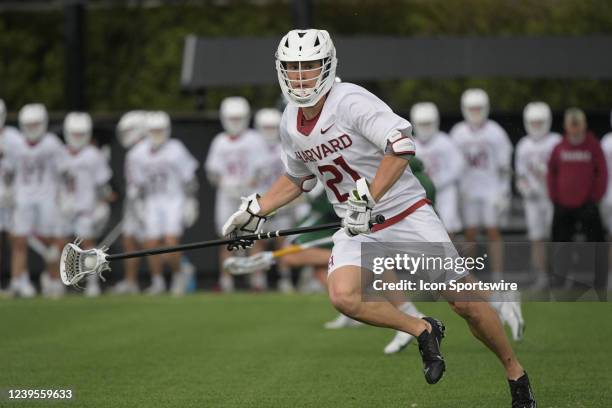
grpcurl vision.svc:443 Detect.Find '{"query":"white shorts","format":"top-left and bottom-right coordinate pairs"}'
top-left (143, 198), bottom-right (184, 240)
top-left (215, 193), bottom-right (241, 236)
top-left (461, 195), bottom-right (498, 229)
top-left (435, 187), bottom-right (462, 234)
top-left (0, 206), bottom-right (12, 232)
top-left (329, 204), bottom-right (463, 282)
top-left (60, 214), bottom-right (99, 240)
top-left (524, 198), bottom-right (554, 240)
top-left (122, 207), bottom-right (144, 240)
top-left (12, 200), bottom-right (63, 237)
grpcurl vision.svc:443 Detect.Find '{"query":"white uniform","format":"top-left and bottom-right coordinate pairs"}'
top-left (450, 120), bottom-right (513, 228)
top-left (205, 129), bottom-right (269, 235)
top-left (415, 132), bottom-right (464, 233)
top-left (122, 139), bottom-right (148, 239)
top-left (6, 132), bottom-right (66, 237)
top-left (600, 132), bottom-right (612, 232)
top-left (280, 83), bottom-right (458, 276)
top-left (258, 141), bottom-right (294, 230)
top-left (133, 138), bottom-right (198, 240)
top-left (515, 133), bottom-right (562, 240)
top-left (0, 126), bottom-right (22, 231)
top-left (57, 145), bottom-right (112, 239)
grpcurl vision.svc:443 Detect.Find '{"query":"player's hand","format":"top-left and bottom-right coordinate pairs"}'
top-left (343, 178), bottom-right (376, 237)
top-left (222, 193), bottom-right (267, 237)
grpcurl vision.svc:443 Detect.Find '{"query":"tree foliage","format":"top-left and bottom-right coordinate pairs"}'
top-left (1, 0), bottom-right (611, 113)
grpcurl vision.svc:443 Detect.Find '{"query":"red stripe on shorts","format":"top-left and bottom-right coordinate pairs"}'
top-left (371, 198), bottom-right (432, 232)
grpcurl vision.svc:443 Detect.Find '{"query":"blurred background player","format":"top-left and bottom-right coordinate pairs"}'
top-left (6, 103), bottom-right (66, 298)
top-left (134, 111), bottom-right (198, 295)
top-left (411, 102), bottom-right (464, 238)
top-left (0, 99), bottom-right (22, 294)
top-left (515, 102), bottom-right (561, 290)
top-left (57, 112), bottom-right (112, 297)
top-left (547, 108), bottom-right (607, 292)
top-left (254, 107), bottom-right (296, 292)
top-left (450, 89), bottom-right (513, 282)
top-left (112, 110), bottom-right (147, 295)
top-left (205, 97), bottom-right (269, 292)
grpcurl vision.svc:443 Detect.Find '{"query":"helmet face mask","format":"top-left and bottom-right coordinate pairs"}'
top-left (220, 97), bottom-right (250, 136)
top-left (19, 103), bottom-right (48, 143)
top-left (64, 112), bottom-right (92, 150)
top-left (523, 102), bottom-right (551, 140)
top-left (146, 111), bottom-right (171, 148)
top-left (461, 89), bottom-right (489, 127)
top-left (255, 108), bottom-right (282, 143)
top-left (275, 29), bottom-right (337, 107)
top-left (410, 102), bottom-right (439, 143)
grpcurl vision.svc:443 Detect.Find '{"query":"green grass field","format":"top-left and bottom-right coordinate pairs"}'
top-left (0, 294), bottom-right (610, 407)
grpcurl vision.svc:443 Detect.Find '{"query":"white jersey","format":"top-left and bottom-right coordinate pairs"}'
top-left (58, 145), bottom-right (112, 212)
top-left (0, 126), bottom-right (22, 198)
top-left (257, 141), bottom-right (286, 191)
top-left (280, 82), bottom-right (424, 219)
top-left (205, 129), bottom-right (269, 198)
top-left (450, 120), bottom-right (513, 198)
top-left (5, 132), bottom-right (66, 205)
top-left (414, 132), bottom-right (464, 191)
top-left (601, 132), bottom-right (612, 205)
top-left (124, 138), bottom-right (148, 200)
top-left (133, 138), bottom-right (198, 201)
top-left (515, 133), bottom-right (562, 200)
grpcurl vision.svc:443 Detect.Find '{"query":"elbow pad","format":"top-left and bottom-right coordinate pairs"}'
top-left (384, 130), bottom-right (415, 156)
top-left (286, 173), bottom-right (317, 192)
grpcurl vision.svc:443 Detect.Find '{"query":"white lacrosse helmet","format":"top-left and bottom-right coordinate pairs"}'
top-left (523, 102), bottom-right (552, 139)
top-left (19, 103), bottom-right (48, 143)
top-left (64, 112), bottom-right (92, 150)
top-left (116, 110), bottom-right (147, 149)
top-left (410, 102), bottom-right (440, 143)
top-left (0, 99), bottom-right (6, 128)
top-left (146, 111), bottom-right (171, 148)
top-left (254, 108), bottom-right (282, 143)
top-left (220, 97), bottom-right (250, 136)
top-left (461, 88), bottom-right (489, 127)
top-left (275, 29), bottom-right (338, 107)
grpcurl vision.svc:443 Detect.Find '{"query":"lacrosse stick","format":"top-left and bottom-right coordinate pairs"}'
top-left (60, 215), bottom-right (386, 286)
top-left (224, 235), bottom-right (334, 276)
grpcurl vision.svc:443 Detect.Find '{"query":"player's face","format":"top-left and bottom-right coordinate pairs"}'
top-left (528, 120), bottom-right (544, 133)
top-left (565, 119), bottom-right (586, 142)
top-left (285, 60), bottom-right (323, 93)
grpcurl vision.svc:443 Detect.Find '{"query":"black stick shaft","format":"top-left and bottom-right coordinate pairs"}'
top-left (107, 222), bottom-right (342, 261)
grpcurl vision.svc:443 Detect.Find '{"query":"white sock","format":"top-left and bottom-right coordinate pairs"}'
top-left (152, 275), bottom-right (164, 287)
top-left (399, 302), bottom-right (423, 317)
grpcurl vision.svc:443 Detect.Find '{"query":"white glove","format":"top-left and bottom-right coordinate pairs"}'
top-left (343, 178), bottom-right (376, 237)
top-left (494, 191), bottom-right (511, 217)
top-left (182, 197), bottom-right (199, 228)
top-left (222, 193), bottom-right (267, 237)
top-left (91, 202), bottom-right (111, 238)
top-left (516, 178), bottom-right (536, 200)
top-left (0, 187), bottom-right (14, 208)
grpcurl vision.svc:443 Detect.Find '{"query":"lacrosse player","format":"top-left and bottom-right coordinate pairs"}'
top-left (5, 104), bottom-right (67, 298)
top-left (515, 102), bottom-right (562, 290)
top-left (222, 29), bottom-right (536, 406)
top-left (205, 97), bottom-right (269, 292)
top-left (112, 110), bottom-right (148, 295)
top-left (58, 112), bottom-right (112, 297)
top-left (411, 102), bottom-right (464, 237)
top-left (450, 89), bottom-right (513, 283)
top-left (254, 107), bottom-right (296, 292)
top-left (133, 111), bottom-right (198, 295)
top-left (0, 100), bottom-right (21, 288)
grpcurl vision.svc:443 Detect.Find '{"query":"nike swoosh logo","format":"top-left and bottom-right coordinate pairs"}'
top-left (321, 123), bottom-right (334, 134)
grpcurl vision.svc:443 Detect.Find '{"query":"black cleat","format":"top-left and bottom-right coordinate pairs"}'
top-left (417, 317), bottom-right (446, 384)
top-left (509, 372), bottom-right (537, 408)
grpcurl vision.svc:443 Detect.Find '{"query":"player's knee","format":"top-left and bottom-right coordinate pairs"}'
top-left (11, 236), bottom-right (27, 252)
top-left (449, 301), bottom-right (481, 320)
top-left (486, 228), bottom-right (501, 240)
top-left (328, 284), bottom-right (360, 316)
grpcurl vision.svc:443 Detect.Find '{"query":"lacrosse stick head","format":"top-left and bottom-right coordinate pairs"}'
top-left (223, 252), bottom-right (274, 276)
top-left (60, 240), bottom-right (110, 286)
